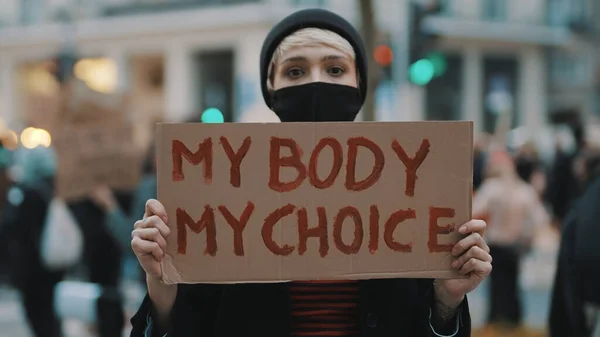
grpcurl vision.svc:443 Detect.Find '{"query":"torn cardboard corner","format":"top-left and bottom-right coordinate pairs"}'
top-left (157, 121), bottom-right (474, 284)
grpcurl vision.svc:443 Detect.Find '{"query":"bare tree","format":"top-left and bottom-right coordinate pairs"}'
top-left (358, 0), bottom-right (381, 121)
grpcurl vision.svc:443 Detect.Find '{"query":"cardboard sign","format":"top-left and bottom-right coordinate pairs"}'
top-left (54, 122), bottom-right (141, 200)
top-left (157, 121), bottom-right (473, 284)
top-left (26, 94), bottom-right (62, 131)
top-left (52, 81), bottom-right (141, 201)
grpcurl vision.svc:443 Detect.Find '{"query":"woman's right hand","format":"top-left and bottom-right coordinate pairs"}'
top-left (132, 199), bottom-right (177, 333)
top-left (131, 199), bottom-right (171, 281)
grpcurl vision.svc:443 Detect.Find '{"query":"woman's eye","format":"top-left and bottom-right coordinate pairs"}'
top-left (327, 66), bottom-right (345, 76)
top-left (286, 68), bottom-right (304, 78)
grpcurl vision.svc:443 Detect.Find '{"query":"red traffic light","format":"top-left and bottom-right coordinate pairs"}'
top-left (374, 44), bottom-right (394, 67)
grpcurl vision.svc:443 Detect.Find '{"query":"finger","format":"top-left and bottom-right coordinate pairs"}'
top-left (144, 199), bottom-right (168, 223)
top-left (458, 219), bottom-right (486, 235)
top-left (132, 228), bottom-right (167, 252)
top-left (458, 258), bottom-right (490, 275)
top-left (134, 215), bottom-right (171, 238)
top-left (131, 237), bottom-right (164, 261)
top-left (452, 246), bottom-right (492, 269)
top-left (459, 258), bottom-right (492, 276)
top-left (452, 232), bottom-right (487, 256)
top-left (481, 241), bottom-right (490, 254)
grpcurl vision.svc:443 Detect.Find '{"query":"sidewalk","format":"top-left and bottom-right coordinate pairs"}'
top-left (0, 227), bottom-right (560, 336)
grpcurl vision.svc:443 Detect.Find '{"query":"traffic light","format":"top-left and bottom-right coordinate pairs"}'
top-left (427, 52), bottom-right (447, 76)
top-left (201, 108), bottom-right (224, 123)
top-left (408, 52), bottom-right (447, 85)
top-left (408, 1), bottom-right (443, 86)
top-left (374, 44), bottom-right (393, 67)
top-left (374, 42), bottom-right (394, 81)
top-left (409, 59), bottom-right (434, 86)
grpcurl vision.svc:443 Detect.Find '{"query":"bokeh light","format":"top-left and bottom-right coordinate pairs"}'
top-left (20, 127), bottom-right (51, 149)
top-left (74, 58), bottom-right (118, 93)
top-left (374, 44), bottom-right (394, 67)
top-left (21, 65), bottom-right (60, 95)
top-left (201, 108), bottom-right (225, 123)
top-left (409, 59), bottom-right (435, 86)
top-left (1, 130), bottom-right (19, 150)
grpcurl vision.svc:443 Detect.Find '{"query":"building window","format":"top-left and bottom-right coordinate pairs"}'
top-left (482, 57), bottom-right (519, 133)
top-left (291, 0), bottom-right (326, 6)
top-left (19, 0), bottom-right (43, 25)
top-left (103, 0), bottom-right (262, 16)
top-left (547, 0), bottom-right (569, 26)
top-left (482, 0), bottom-right (507, 21)
top-left (548, 0), bottom-right (592, 27)
top-left (549, 50), bottom-right (593, 88)
top-left (569, 0), bottom-right (591, 22)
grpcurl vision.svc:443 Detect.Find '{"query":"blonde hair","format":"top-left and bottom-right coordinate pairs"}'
top-left (267, 28), bottom-right (356, 90)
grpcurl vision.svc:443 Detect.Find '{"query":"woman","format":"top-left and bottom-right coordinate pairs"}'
top-left (129, 9), bottom-right (492, 337)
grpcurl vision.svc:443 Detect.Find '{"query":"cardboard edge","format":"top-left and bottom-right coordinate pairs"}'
top-left (156, 123), bottom-right (179, 285)
top-left (156, 122), bottom-right (162, 200)
top-left (161, 254), bottom-right (182, 284)
top-left (168, 270), bottom-right (468, 284)
top-left (467, 121), bottom-right (474, 217)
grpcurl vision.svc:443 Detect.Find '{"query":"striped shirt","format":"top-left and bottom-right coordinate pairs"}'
top-left (289, 280), bottom-right (361, 337)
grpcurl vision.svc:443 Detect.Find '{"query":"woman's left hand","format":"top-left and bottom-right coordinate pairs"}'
top-left (435, 219), bottom-right (492, 307)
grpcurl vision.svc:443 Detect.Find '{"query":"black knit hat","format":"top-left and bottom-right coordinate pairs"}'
top-left (260, 8), bottom-right (368, 110)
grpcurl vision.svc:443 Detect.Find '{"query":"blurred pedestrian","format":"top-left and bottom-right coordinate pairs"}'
top-left (473, 133), bottom-right (491, 192)
top-left (550, 147), bottom-right (600, 337)
top-left (0, 143), bottom-right (64, 337)
top-left (0, 142), bottom-right (14, 284)
top-left (91, 143), bottom-right (157, 286)
top-left (473, 150), bottom-right (549, 331)
top-left (48, 54), bottom-right (132, 337)
top-left (514, 141), bottom-right (546, 197)
top-left (546, 123), bottom-right (585, 228)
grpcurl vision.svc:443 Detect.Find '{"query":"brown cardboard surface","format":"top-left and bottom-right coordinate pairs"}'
top-left (52, 82), bottom-right (141, 201)
top-left (157, 121), bottom-right (473, 284)
top-left (54, 121), bottom-right (142, 201)
top-left (26, 94), bottom-right (62, 131)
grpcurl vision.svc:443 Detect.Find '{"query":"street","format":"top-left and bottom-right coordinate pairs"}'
top-left (0, 282), bottom-right (553, 337)
top-left (0, 229), bottom-right (558, 337)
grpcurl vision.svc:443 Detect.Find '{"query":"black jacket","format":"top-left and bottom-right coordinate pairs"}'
top-left (549, 202), bottom-right (587, 337)
top-left (130, 278), bottom-right (471, 337)
top-left (550, 176), bottom-right (600, 337)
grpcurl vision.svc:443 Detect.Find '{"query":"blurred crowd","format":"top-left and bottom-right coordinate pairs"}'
top-left (0, 69), bottom-right (599, 337)
top-left (0, 102), bottom-right (157, 337)
top-left (472, 120), bottom-right (600, 337)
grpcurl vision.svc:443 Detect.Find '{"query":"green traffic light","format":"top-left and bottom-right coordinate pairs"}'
top-left (201, 108), bottom-right (224, 123)
top-left (426, 52), bottom-right (447, 77)
top-left (409, 59), bottom-right (435, 86)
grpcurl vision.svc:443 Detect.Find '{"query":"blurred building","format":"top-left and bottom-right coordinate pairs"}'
top-left (419, 0), bottom-right (596, 134)
top-left (0, 0), bottom-right (596, 147)
top-left (546, 0), bottom-right (600, 123)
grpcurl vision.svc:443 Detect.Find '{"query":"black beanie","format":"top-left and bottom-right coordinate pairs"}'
top-left (260, 8), bottom-right (368, 110)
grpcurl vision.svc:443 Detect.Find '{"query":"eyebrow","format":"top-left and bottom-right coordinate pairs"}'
top-left (280, 54), bottom-right (348, 64)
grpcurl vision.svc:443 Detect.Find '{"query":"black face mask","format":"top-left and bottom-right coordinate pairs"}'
top-left (271, 82), bottom-right (362, 122)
